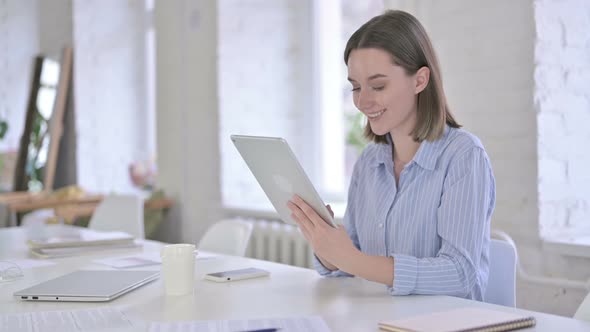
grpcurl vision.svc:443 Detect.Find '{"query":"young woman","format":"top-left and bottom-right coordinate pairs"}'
top-left (287, 10), bottom-right (495, 301)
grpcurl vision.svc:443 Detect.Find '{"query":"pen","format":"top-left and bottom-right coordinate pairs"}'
top-left (237, 329), bottom-right (280, 332)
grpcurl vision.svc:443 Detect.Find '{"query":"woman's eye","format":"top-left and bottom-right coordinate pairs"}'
top-left (351, 87), bottom-right (360, 92)
top-left (372, 86), bottom-right (385, 91)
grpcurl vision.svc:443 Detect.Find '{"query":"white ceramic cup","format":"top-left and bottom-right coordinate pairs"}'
top-left (161, 243), bottom-right (196, 296)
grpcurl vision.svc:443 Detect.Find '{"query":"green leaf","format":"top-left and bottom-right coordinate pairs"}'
top-left (345, 112), bottom-right (367, 154)
top-left (0, 121), bottom-right (7, 139)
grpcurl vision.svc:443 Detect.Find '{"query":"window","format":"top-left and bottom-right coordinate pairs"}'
top-left (315, 0), bottom-right (384, 201)
top-left (72, 0), bottom-right (156, 193)
top-left (220, 0), bottom-right (383, 211)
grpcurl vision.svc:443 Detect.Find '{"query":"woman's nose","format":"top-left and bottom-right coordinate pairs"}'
top-left (356, 90), bottom-right (374, 110)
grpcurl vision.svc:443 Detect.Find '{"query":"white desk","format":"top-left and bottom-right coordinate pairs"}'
top-left (1, 225), bottom-right (589, 331)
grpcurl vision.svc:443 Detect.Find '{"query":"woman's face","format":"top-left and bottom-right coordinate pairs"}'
top-left (347, 48), bottom-right (422, 137)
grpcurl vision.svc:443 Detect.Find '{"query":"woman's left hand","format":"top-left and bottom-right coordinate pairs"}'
top-left (287, 195), bottom-right (358, 269)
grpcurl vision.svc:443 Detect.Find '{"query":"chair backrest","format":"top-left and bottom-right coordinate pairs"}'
top-left (20, 209), bottom-right (55, 227)
top-left (574, 292), bottom-right (590, 322)
top-left (197, 220), bottom-right (253, 257)
top-left (484, 239), bottom-right (517, 307)
top-left (88, 194), bottom-right (144, 239)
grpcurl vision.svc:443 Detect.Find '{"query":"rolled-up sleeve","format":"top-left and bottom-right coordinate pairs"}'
top-left (389, 254), bottom-right (418, 294)
top-left (389, 147), bottom-right (495, 300)
top-left (313, 255), bottom-right (353, 277)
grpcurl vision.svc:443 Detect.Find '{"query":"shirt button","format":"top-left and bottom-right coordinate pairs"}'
top-left (379, 223), bottom-right (384, 228)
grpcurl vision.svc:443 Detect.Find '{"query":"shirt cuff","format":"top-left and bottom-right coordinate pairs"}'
top-left (389, 254), bottom-right (418, 295)
top-left (313, 255), bottom-right (352, 277)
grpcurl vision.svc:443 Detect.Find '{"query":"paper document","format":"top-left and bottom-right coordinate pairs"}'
top-left (148, 316), bottom-right (331, 332)
top-left (195, 251), bottom-right (218, 261)
top-left (92, 250), bottom-right (218, 269)
top-left (0, 307), bottom-right (134, 332)
top-left (0, 259), bottom-right (55, 270)
top-left (94, 256), bottom-right (161, 269)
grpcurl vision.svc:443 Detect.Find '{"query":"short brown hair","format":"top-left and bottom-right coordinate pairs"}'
top-left (344, 10), bottom-right (460, 143)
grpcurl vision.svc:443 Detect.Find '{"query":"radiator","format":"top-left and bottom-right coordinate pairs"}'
top-left (239, 218), bottom-right (314, 269)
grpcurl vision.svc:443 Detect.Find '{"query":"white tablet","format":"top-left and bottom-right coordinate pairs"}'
top-left (231, 135), bottom-right (336, 227)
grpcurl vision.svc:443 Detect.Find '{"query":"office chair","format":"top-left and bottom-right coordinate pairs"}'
top-left (484, 238), bottom-right (517, 307)
top-left (88, 194), bottom-right (144, 239)
top-left (20, 209), bottom-right (56, 227)
top-left (198, 219), bottom-right (253, 256)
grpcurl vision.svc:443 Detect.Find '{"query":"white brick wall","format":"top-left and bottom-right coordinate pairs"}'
top-left (38, 0), bottom-right (72, 59)
top-left (0, 0), bottom-right (39, 151)
top-left (535, 0), bottom-right (590, 235)
top-left (73, 0), bottom-right (152, 193)
top-left (532, 0), bottom-right (590, 313)
top-left (400, 0), bottom-right (540, 242)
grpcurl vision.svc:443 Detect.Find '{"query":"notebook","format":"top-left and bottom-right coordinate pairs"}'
top-left (29, 242), bottom-right (142, 259)
top-left (378, 307), bottom-right (536, 332)
top-left (27, 230), bottom-right (134, 249)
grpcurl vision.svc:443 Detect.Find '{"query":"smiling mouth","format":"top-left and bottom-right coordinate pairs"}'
top-left (366, 109), bottom-right (385, 118)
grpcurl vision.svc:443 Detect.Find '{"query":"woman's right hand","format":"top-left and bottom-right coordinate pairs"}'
top-left (288, 198), bottom-right (342, 271)
top-left (316, 204), bottom-right (337, 270)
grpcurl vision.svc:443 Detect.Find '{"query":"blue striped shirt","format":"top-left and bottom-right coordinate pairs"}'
top-left (314, 126), bottom-right (496, 301)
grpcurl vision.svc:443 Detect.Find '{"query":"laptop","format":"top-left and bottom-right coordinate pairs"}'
top-left (231, 135), bottom-right (336, 227)
top-left (14, 270), bottom-right (159, 302)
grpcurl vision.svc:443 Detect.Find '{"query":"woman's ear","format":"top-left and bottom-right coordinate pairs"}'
top-left (415, 66), bottom-right (430, 94)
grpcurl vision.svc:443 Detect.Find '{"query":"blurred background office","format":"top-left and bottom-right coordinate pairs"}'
top-left (1, 0), bottom-right (589, 319)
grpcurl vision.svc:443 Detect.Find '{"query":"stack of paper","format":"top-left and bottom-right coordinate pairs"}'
top-left (148, 316), bottom-right (330, 332)
top-left (0, 307), bottom-right (136, 332)
top-left (27, 229), bottom-right (140, 258)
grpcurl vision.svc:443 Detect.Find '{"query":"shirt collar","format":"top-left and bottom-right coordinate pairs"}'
top-left (371, 126), bottom-right (451, 171)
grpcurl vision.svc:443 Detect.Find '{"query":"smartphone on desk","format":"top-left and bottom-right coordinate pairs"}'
top-left (204, 267), bottom-right (270, 282)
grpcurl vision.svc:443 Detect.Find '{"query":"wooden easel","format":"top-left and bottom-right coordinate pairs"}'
top-left (44, 47), bottom-right (73, 191)
top-left (13, 47), bottom-right (73, 193)
top-left (1, 47), bottom-right (73, 226)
